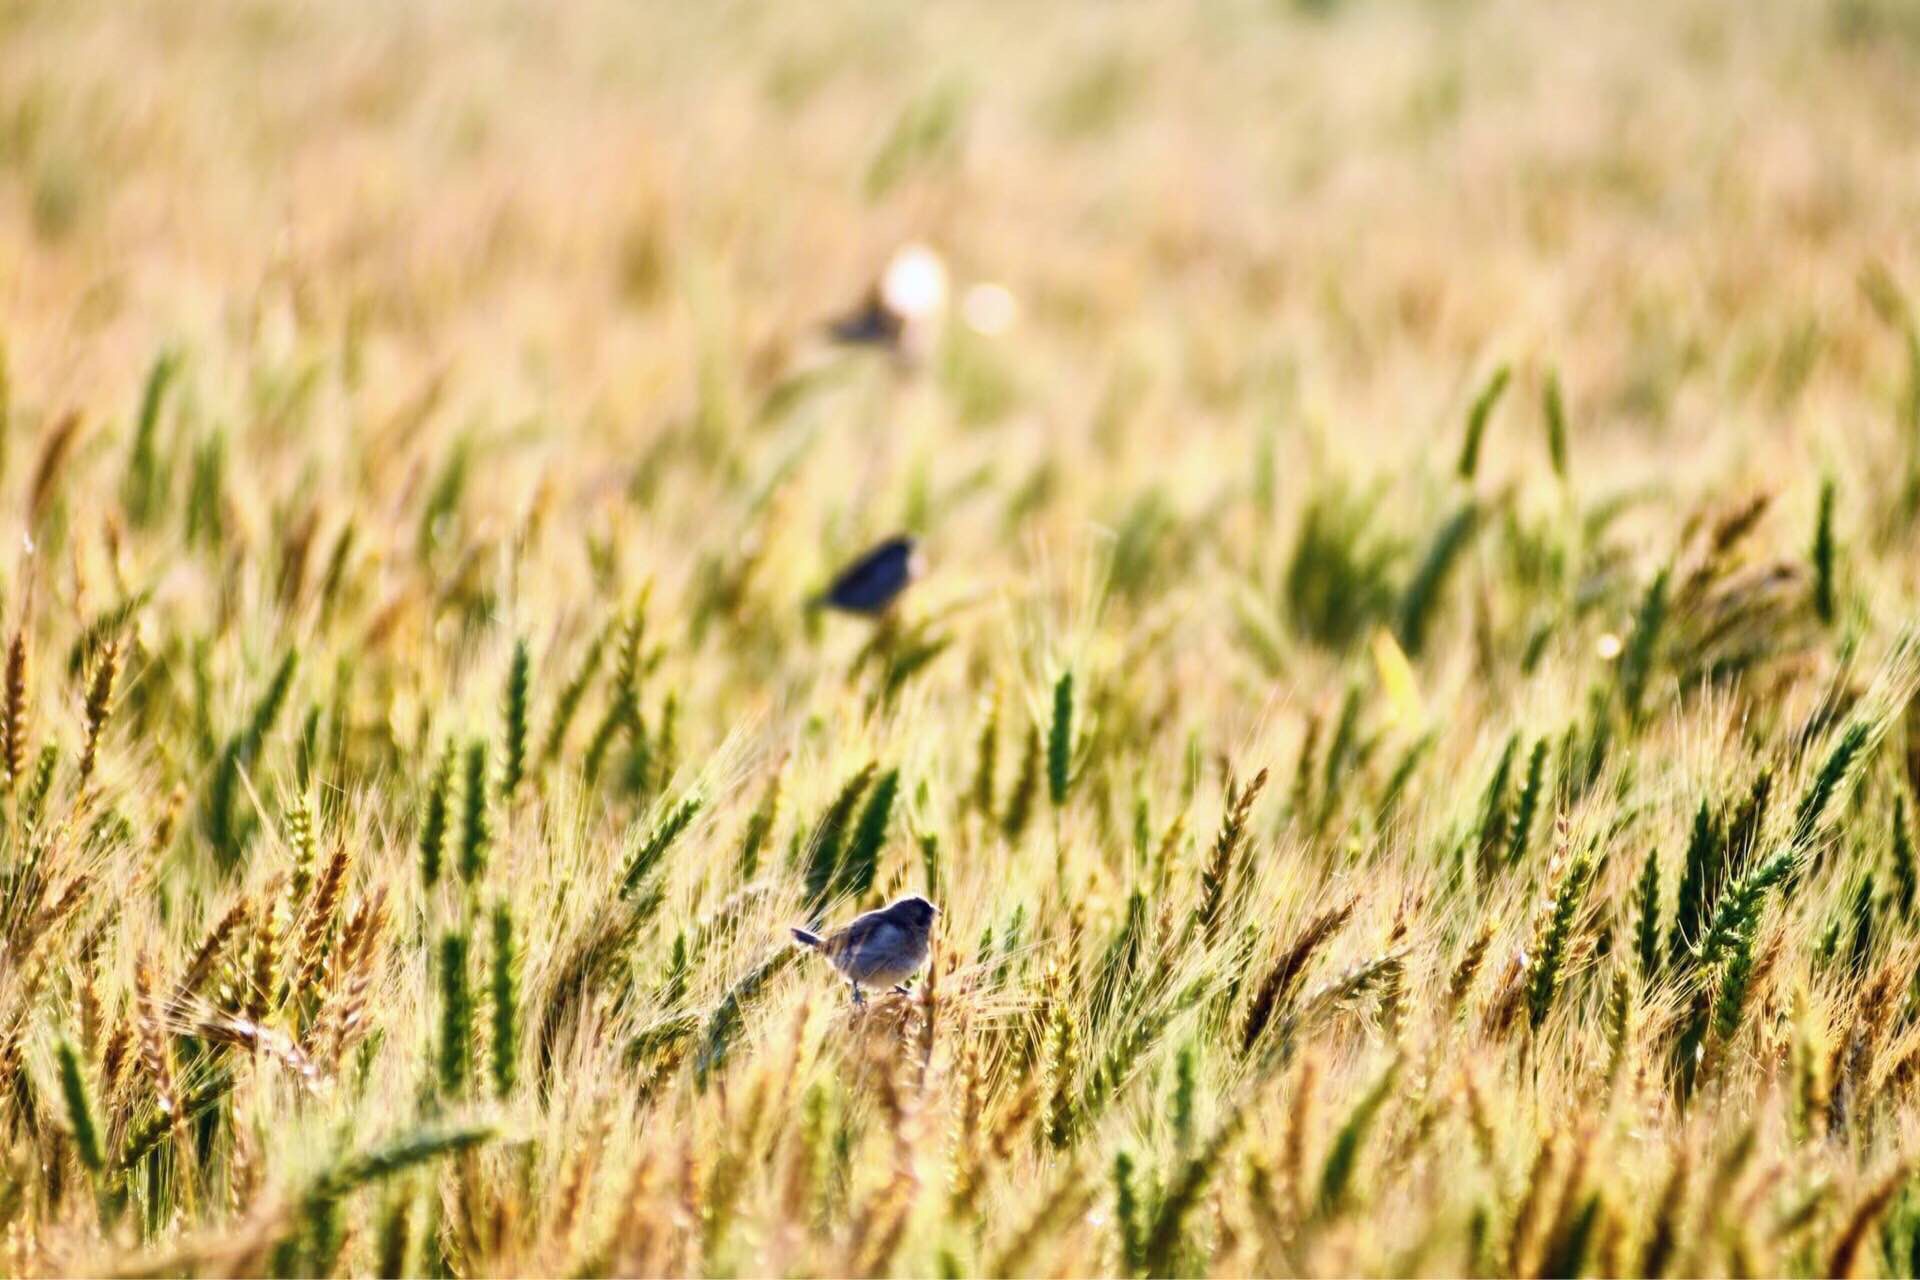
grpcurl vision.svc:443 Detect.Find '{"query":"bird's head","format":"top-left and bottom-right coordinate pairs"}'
top-left (889, 895), bottom-right (941, 931)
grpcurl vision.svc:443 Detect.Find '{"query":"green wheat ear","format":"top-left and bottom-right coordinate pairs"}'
top-left (458, 738), bottom-right (491, 884)
top-left (499, 637), bottom-right (531, 799)
top-left (972, 687), bottom-right (1001, 820)
top-left (644, 689), bottom-right (679, 798)
top-left (1474, 734), bottom-right (1519, 870)
top-left (1170, 1040), bottom-right (1197, 1152)
top-left (56, 1036), bottom-right (104, 1174)
top-left (1041, 988), bottom-right (1081, 1149)
top-left (1539, 1192), bottom-right (1604, 1280)
top-left (541, 624), bottom-right (607, 768)
top-left (437, 929), bottom-right (472, 1096)
top-left (1111, 1150), bottom-right (1144, 1276)
top-left (1317, 1059), bottom-right (1399, 1216)
top-left (619, 790), bottom-right (704, 899)
top-left (1696, 848), bottom-right (1796, 967)
top-left (660, 931), bottom-right (690, 1008)
top-left (1314, 684), bottom-right (1363, 831)
top-left (1890, 794), bottom-right (1915, 921)
top-left (1457, 363), bottom-right (1511, 481)
top-left (123, 348), bottom-right (181, 528)
top-left (184, 430), bottom-right (227, 548)
top-left (315, 521), bottom-right (357, 626)
top-left (695, 948), bottom-right (799, 1090)
top-left (836, 767), bottom-right (899, 902)
top-left (1047, 671), bottom-right (1075, 807)
top-left (737, 769), bottom-right (781, 883)
top-left (1790, 719), bottom-right (1870, 857)
top-left (1396, 501), bottom-right (1478, 657)
top-left (1633, 846), bottom-right (1662, 982)
top-left (918, 830), bottom-right (942, 899)
top-left (1670, 797), bottom-right (1723, 967)
top-left (1505, 739), bottom-right (1550, 866)
top-left (1543, 367), bottom-right (1569, 479)
top-left (1845, 873), bottom-right (1876, 974)
top-left (802, 762), bottom-right (876, 916)
top-left (1812, 475), bottom-right (1838, 625)
top-left (21, 742), bottom-right (58, 831)
top-left (418, 744), bottom-right (454, 889)
top-left (1526, 849), bottom-right (1595, 1031)
top-left (417, 434), bottom-right (471, 558)
top-left (1142, 1107), bottom-right (1246, 1275)
top-left (323, 1124), bottom-right (495, 1194)
top-left (1709, 927), bottom-right (1756, 1050)
top-left (203, 651), bottom-right (299, 869)
top-left (489, 902), bottom-right (520, 1099)
top-left (293, 703), bottom-right (321, 790)
top-left (374, 1186), bottom-right (419, 1280)
top-left (1618, 566), bottom-right (1669, 723)
top-left (1088, 887), bottom-right (1149, 1032)
top-left (1001, 723), bottom-right (1041, 841)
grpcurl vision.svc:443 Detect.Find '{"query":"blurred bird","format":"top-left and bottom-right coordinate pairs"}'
top-left (791, 895), bottom-right (940, 1005)
top-left (826, 242), bottom-right (949, 363)
top-left (814, 534), bottom-right (924, 616)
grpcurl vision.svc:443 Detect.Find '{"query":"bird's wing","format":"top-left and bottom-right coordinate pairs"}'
top-left (827, 913), bottom-right (897, 957)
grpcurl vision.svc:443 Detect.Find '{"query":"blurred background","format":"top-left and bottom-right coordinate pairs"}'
top-left (5, 0), bottom-right (1915, 445)
top-left (1, 0), bottom-right (1917, 686)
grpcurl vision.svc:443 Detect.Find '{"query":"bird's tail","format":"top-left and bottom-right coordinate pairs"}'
top-left (790, 927), bottom-right (824, 948)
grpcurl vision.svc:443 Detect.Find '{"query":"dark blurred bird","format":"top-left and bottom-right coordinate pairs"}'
top-left (815, 534), bottom-right (924, 616)
top-left (791, 895), bottom-right (940, 1005)
top-left (828, 288), bottom-right (905, 348)
top-left (825, 243), bottom-right (948, 363)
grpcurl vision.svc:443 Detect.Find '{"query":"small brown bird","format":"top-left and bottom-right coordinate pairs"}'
top-left (791, 895), bottom-right (940, 1006)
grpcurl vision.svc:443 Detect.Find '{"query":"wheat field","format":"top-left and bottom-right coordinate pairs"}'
top-left (2, 0), bottom-right (1920, 1275)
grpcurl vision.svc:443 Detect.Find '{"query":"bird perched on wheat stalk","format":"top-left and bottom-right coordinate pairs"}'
top-left (791, 895), bottom-right (940, 1006)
